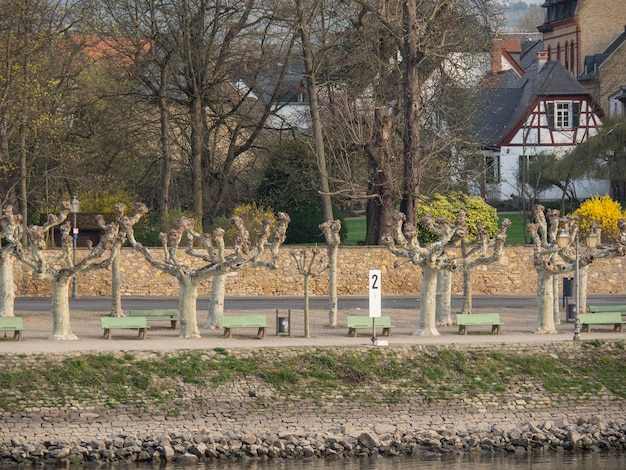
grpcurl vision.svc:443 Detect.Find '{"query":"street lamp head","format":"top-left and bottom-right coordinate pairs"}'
top-left (70, 196), bottom-right (80, 214)
top-left (557, 229), bottom-right (569, 249)
top-left (585, 232), bottom-right (599, 248)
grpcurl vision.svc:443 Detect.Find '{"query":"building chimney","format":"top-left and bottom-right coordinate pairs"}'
top-left (537, 50), bottom-right (548, 71)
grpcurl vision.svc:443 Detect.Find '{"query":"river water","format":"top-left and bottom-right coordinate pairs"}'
top-left (136, 453), bottom-right (624, 470)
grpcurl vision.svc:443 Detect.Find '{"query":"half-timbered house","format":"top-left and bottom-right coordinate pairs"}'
top-left (473, 46), bottom-right (606, 203)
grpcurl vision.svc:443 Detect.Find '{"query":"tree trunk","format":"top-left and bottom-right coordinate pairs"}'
top-left (179, 278), bottom-right (200, 339)
top-left (579, 265), bottom-right (589, 314)
top-left (328, 243), bottom-right (338, 327)
top-left (535, 270), bottom-right (557, 334)
top-left (190, 95), bottom-right (204, 228)
top-left (365, 108), bottom-right (395, 245)
top-left (552, 274), bottom-right (560, 326)
top-left (436, 269), bottom-right (453, 326)
top-left (49, 276), bottom-right (78, 340)
top-left (399, 0), bottom-right (422, 226)
top-left (159, 64), bottom-right (172, 218)
top-left (205, 273), bottom-right (227, 329)
top-left (0, 255), bottom-right (15, 317)
top-left (461, 264), bottom-right (473, 314)
top-left (303, 274), bottom-right (310, 338)
top-left (110, 252), bottom-right (123, 316)
top-left (414, 265), bottom-right (440, 336)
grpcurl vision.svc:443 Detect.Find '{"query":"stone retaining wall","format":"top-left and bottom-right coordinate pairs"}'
top-left (1, 343), bottom-right (626, 465)
top-left (12, 246), bottom-right (626, 298)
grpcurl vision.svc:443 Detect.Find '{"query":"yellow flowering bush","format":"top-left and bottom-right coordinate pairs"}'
top-left (573, 195), bottom-right (626, 243)
top-left (417, 192), bottom-right (499, 244)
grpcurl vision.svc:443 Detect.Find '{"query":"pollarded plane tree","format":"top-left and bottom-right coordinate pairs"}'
top-left (0, 205), bottom-right (23, 318)
top-left (109, 202), bottom-right (149, 317)
top-left (558, 217), bottom-right (626, 316)
top-left (384, 210), bottom-right (464, 336)
top-left (291, 247), bottom-right (328, 338)
top-left (419, 208), bottom-right (510, 325)
top-left (458, 217), bottom-right (510, 316)
top-left (17, 202), bottom-right (128, 340)
top-left (320, 219), bottom-right (342, 327)
top-left (122, 212), bottom-right (290, 339)
top-left (526, 205), bottom-right (589, 334)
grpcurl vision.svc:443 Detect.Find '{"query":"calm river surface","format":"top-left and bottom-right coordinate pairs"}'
top-left (132, 453), bottom-right (625, 470)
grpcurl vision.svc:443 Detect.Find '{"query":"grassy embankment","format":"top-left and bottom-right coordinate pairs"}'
top-left (1, 343), bottom-right (625, 415)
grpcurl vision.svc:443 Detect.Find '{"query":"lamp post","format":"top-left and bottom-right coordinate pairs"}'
top-left (70, 196), bottom-right (80, 299)
top-left (557, 230), bottom-right (598, 341)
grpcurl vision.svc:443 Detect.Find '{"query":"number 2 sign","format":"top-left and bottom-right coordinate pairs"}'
top-left (369, 269), bottom-right (381, 318)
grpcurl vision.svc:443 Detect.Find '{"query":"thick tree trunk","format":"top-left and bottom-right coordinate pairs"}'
top-left (205, 273), bottom-right (227, 329)
top-left (399, 0), bottom-right (422, 226)
top-left (436, 269), bottom-right (453, 326)
top-left (0, 256), bottom-right (15, 317)
top-left (49, 276), bottom-right (78, 340)
top-left (110, 252), bottom-right (123, 316)
top-left (414, 265), bottom-right (440, 336)
top-left (365, 108), bottom-right (395, 245)
top-left (535, 270), bottom-right (557, 334)
top-left (179, 278), bottom-right (200, 339)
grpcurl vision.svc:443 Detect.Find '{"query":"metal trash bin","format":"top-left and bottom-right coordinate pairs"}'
top-left (276, 309), bottom-right (291, 336)
top-left (566, 304), bottom-right (577, 322)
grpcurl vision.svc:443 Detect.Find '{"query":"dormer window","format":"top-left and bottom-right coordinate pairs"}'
top-left (547, 101), bottom-right (581, 129)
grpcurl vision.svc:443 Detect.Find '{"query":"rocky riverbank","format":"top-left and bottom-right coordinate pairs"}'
top-left (2, 415), bottom-right (626, 466)
top-left (2, 330), bottom-right (626, 467)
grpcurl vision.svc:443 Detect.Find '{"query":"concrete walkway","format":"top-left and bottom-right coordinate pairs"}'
top-left (2, 304), bottom-right (624, 354)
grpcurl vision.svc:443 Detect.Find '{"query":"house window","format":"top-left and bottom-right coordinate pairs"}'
top-left (546, 101), bottom-right (581, 129)
top-left (485, 154), bottom-right (500, 184)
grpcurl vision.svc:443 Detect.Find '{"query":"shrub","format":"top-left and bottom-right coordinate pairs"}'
top-left (210, 202), bottom-right (277, 245)
top-left (417, 192), bottom-right (499, 244)
top-left (573, 195), bottom-right (626, 243)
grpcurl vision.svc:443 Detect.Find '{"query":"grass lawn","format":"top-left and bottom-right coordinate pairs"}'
top-left (499, 212), bottom-right (529, 245)
top-left (342, 213), bottom-right (529, 246)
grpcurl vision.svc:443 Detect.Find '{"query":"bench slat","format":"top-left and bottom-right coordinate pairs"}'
top-left (129, 309), bottom-right (178, 329)
top-left (587, 305), bottom-right (626, 314)
top-left (0, 317), bottom-right (23, 340)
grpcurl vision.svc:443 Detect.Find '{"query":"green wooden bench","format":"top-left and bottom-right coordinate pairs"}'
top-left (0, 317), bottom-right (24, 340)
top-left (578, 313), bottom-right (623, 332)
top-left (129, 309), bottom-right (178, 329)
top-left (345, 316), bottom-right (393, 337)
top-left (456, 313), bottom-right (502, 335)
top-left (222, 315), bottom-right (267, 338)
top-left (101, 316), bottom-right (149, 339)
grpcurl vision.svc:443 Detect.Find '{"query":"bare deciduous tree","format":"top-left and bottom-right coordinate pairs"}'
top-left (123, 211), bottom-right (290, 338)
top-left (0, 205), bottom-right (23, 317)
top-left (17, 202), bottom-right (128, 340)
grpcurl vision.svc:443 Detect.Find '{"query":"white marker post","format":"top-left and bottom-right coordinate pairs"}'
top-left (369, 269), bottom-right (387, 346)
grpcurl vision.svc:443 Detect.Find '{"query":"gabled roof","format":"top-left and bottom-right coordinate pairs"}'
top-left (474, 49), bottom-right (592, 148)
